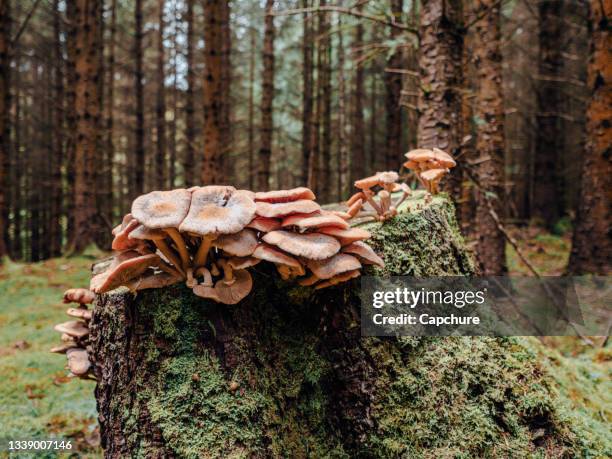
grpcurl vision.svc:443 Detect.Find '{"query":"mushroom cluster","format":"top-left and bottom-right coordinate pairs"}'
top-left (343, 171), bottom-right (411, 222)
top-left (51, 288), bottom-right (95, 380)
top-left (403, 148), bottom-right (456, 194)
top-left (89, 185), bottom-right (384, 305)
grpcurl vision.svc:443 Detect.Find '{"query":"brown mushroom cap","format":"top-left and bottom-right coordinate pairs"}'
top-left (346, 192), bottom-right (365, 207)
top-left (420, 168), bottom-right (448, 181)
top-left (432, 148), bottom-right (456, 168)
top-left (405, 148), bottom-right (436, 162)
top-left (66, 308), bottom-right (93, 321)
top-left (111, 219), bottom-right (140, 251)
top-left (66, 348), bottom-right (91, 376)
top-left (213, 228), bottom-right (258, 257)
top-left (227, 256), bottom-right (261, 270)
top-left (315, 269), bottom-right (361, 289)
top-left (63, 288), bottom-right (95, 305)
top-left (54, 321), bottom-right (89, 339)
top-left (254, 187), bottom-right (316, 203)
top-left (281, 213), bottom-right (349, 230)
top-left (377, 171), bottom-right (399, 185)
top-left (262, 231), bottom-right (340, 260)
top-left (253, 244), bottom-right (303, 270)
top-left (128, 224), bottom-right (166, 241)
top-left (90, 253), bottom-right (162, 293)
top-left (403, 160), bottom-right (419, 170)
top-left (50, 343), bottom-right (78, 354)
top-left (193, 269), bottom-right (253, 305)
top-left (342, 241), bottom-right (385, 267)
top-left (317, 227), bottom-right (371, 245)
top-left (246, 216), bottom-right (282, 232)
top-left (125, 271), bottom-right (182, 291)
top-left (307, 254), bottom-right (361, 279)
top-left (112, 213), bottom-right (135, 236)
top-left (354, 175), bottom-right (381, 190)
top-left (132, 189), bottom-right (192, 229)
top-left (179, 186), bottom-right (256, 235)
top-left (255, 200), bottom-right (320, 218)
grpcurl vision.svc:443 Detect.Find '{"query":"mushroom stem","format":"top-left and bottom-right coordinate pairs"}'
top-left (157, 261), bottom-right (183, 279)
top-left (186, 268), bottom-right (196, 288)
top-left (298, 273), bottom-right (319, 287)
top-left (165, 228), bottom-right (191, 270)
top-left (218, 259), bottom-right (235, 285)
top-left (362, 189), bottom-right (383, 215)
top-left (193, 236), bottom-right (213, 268)
top-left (195, 267), bottom-right (213, 286)
top-left (154, 239), bottom-right (185, 276)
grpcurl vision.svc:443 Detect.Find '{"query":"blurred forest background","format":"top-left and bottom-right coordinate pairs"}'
top-left (0, 0), bottom-right (609, 276)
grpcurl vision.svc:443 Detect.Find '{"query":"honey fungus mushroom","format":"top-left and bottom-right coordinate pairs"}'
top-left (403, 148), bottom-right (456, 195)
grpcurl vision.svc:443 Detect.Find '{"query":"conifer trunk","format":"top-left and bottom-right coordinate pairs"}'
top-left (184, 0), bottom-right (195, 188)
top-left (155, 0), bottom-right (167, 190)
top-left (350, 7), bottom-right (365, 185)
top-left (133, 0), bottom-right (145, 197)
top-left (301, 0), bottom-right (313, 186)
top-left (384, 0), bottom-right (404, 171)
top-left (0, 0), bottom-right (10, 260)
top-left (257, 0), bottom-right (275, 191)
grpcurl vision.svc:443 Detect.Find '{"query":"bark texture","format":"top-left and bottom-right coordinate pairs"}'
top-left (133, 0), bottom-right (145, 196)
top-left (202, 0), bottom-right (230, 184)
top-left (0, 0), bottom-right (9, 259)
top-left (90, 194), bottom-right (598, 457)
top-left (350, 7), bottom-right (366, 185)
top-left (471, 0), bottom-right (507, 275)
top-left (257, 0), bottom-right (275, 191)
top-left (71, 0), bottom-right (101, 253)
top-left (417, 0), bottom-right (464, 198)
top-left (155, 0), bottom-right (167, 190)
top-left (384, 0), bottom-right (404, 171)
top-left (568, 0), bottom-right (612, 274)
top-left (184, 0), bottom-right (195, 188)
top-left (301, 0), bottom-right (313, 185)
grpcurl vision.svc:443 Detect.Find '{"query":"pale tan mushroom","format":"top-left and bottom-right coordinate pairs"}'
top-left (129, 224), bottom-right (185, 276)
top-left (346, 192), bottom-right (365, 207)
top-left (89, 252), bottom-right (162, 293)
top-left (420, 168), bottom-right (448, 194)
top-left (255, 200), bottom-right (321, 218)
top-left (252, 244), bottom-right (305, 280)
top-left (50, 343), bottom-right (78, 354)
top-left (66, 308), bottom-right (93, 321)
top-left (54, 321), bottom-right (89, 339)
top-left (63, 288), bottom-right (95, 305)
top-left (66, 348), bottom-right (91, 376)
top-left (193, 269), bottom-right (253, 305)
top-left (125, 271), bottom-right (182, 291)
top-left (246, 216), bottom-right (282, 232)
top-left (342, 241), bottom-right (385, 267)
top-left (307, 254), bottom-right (361, 280)
top-left (227, 257), bottom-right (261, 270)
top-left (281, 213), bottom-right (349, 231)
top-left (314, 269), bottom-right (361, 289)
top-left (213, 229), bottom-right (258, 257)
top-left (254, 187), bottom-right (316, 203)
top-left (347, 198), bottom-right (363, 218)
top-left (317, 227), bottom-right (371, 246)
top-left (262, 231), bottom-right (340, 260)
top-left (194, 266), bottom-right (213, 286)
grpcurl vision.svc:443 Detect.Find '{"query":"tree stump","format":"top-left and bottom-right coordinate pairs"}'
top-left (89, 194), bottom-right (594, 458)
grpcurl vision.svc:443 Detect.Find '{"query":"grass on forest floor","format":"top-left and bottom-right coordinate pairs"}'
top-left (0, 230), bottom-right (609, 457)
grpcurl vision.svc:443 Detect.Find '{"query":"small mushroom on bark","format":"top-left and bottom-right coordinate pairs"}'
top-left (314, 269), bottom-right (361, 289)
top-left (66, 348), bottom-right (91, 376)
top-left (317, 227), bottom-right (371, 246)
top-left (254, 187), bottom-right (316, 203)
top-left (420, 168), bottom-right (448, 194)
top-left (281, 213), bottom-right (349, 231)
top-left (300, 254), bottom-right (361, 287)
top-left (125, 271), bottom-right (182, 291)
top-left (50, 343), bottom-right (78, 354)
top-left (66, 308), bottom-right (93, 321)
top-left (63, 288), bottom-right (95, 305)
top-left (214, 229), bottom-right (258, 257)
top-left (193, 269), bottom-right (253, 305)
top-left (262, 231), bottom-right (340, 260)
top-left (246, 216), bottom-right (282, 232)
top-left (255, 200), bottom-right (321, 218)
top-left (90, 252), bottom-right (162, 293)
top-left (54, 321), bottom-right (89, 339)
top-left (252, 244), bottom-right (305, 280)
top-left (342, 241), bottom-right (385, 267)
top-left (129, 224), bottom-right (185, 277)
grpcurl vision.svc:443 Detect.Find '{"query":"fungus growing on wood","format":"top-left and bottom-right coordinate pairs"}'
top-left (403, 147), bottom-right (456, 195)
top-left (66, 348), bottom-right (91, 376)
top-left (347, 171), bottom-right (406, 221)
top-left (54, 321), bottom-right (89, 339)
top-left (90, 252), bottom-right (163, 293)
top-left (63, 288), bottom-right (95, 305)
top-left (342, 241), bottom-right (385, 267)
top-left (318, 227), bottom-right (371, 246)
top-left (253, 244), bottom-right (305, 280)
top-left (262, 231), bottom-right (340, 260)
top-left (254, 187), bottom-right (316, 203)
top-left (255, 200), bottom-right (321, 218)
top-left (247, 216), bottom-right (282, 232)
top-left (281, 213), bottom-right (349, 231)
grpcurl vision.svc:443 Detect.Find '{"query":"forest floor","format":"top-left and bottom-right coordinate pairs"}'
top-left (0, 228), bottom-right (609, 457)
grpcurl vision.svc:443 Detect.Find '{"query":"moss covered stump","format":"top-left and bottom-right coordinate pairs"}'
top-left (89, 193), bottom-right (598, 458)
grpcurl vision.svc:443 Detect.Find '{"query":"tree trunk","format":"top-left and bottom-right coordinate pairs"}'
top-left (350, 7), bottom-right (366, 185)
top-left (248, 27), bottom-right (256, 190)
top-left (470, 0), bottom-right (507, 275)
top-left (568, 0), bottom-right (611, 275)
top-left (90, 194), bottom-right (594, 457)
top-left (0, 0), bottom-right (10, 260)
top-left (301, 0), bottom-right (313, 186)
top-left (133, 0), bottom-right (145, 197)
top-left (168, 0), bottom-right (179, 189)
top-left (202, 0), bottom-right (230, 185)
top-left (257, 0), bottom-right (275, 191)
top-left (65, 0), bottom-right (77, 244)
top-left (155, 0), bottom-right (167, 190)
top-left (533, 0), bottom-right (564, 227)
top-left (336, 15), bottom-right (348, 201)
top-left (320, 0), bottom-right (332, 202)
top-left (106, 0), bottom-right (116, 221)
top-left (384, 0), bottom-right (404, 171)
top-left (417, 0), bottom-right (464, 198)
top-left (70, 0), bottom-right (102, 253)
top-left (184, 0), bottom-right (195, 188)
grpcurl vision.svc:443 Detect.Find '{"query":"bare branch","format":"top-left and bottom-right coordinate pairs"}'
top-left (271, 5), bottom-right (417, 34)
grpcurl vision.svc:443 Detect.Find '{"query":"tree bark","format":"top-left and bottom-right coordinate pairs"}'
top-left (350, 7), bottom-right (366, 185)
top-left (384, 0), bottom-right (404, 171)
top-left (336, 15), bottom-right (348, 201)
top-left (533, 0), bottom-right (564, 227)
top-left (248, 27), bottom-right (256, 190)
top-left (133, 0), bottom-right (145, 197)
top-left (202, 0), bottom-right (230, 184)
top-left (301, 0), bottom-right (313, 186)
top-left (471, 0), bottom-right (507, 275)
top-left (184, 0), bottom-right (195, 188)
top-left (417, 0), bottom-right (464, 198)
top-left (320, 0), bottom-right (332, 202)
top-left (568, 0), bottom-right (611, 275)
top-left (105, 0), bottom-right (116, 221)
top-left (65, 0), bottom-right (77, 244)
top-left (257, 0), bottom-right (275, 191)
top-left (70, 0), bottom-right (102, 253)
top-left (155, 0), bottom-right (167, 190)
top-left (0, 0), bottom-right (10, 260)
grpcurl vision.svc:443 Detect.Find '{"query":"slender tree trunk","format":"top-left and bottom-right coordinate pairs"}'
top-left (70, 0), bottom-right (102, 252)
top-left (202, 0), bottom-right (230, 184)
top-left (533, 0), bottom-right (564, 226)
top-left (369, 75), bottom-right (379, 172)
top-left (337, 15), bottom-right (348, 200)
top-left (248, 27), bottom-right (256, 189)
top-left (384, 0), bottom-right (404, 171)
top-left (155, 0), bottom-right (167, 190)
top-left (220, 0), bottom-right (232, 182)
top-left (320, 0), bottom-right (332, 201)
top-left (168, 0), bottom-right (178, 189)
top-left (133, 0), bottom-right (145, 196)
top-left (50, 0), bottom-right (64, 257)
top-left (257, 0), bottom-right (275, 191)
top-left (308, 5), bottom-right (323, 193)
top-left (568, 0), bottom-right (611, 275)
top-left (65, 0), bottom-right (77, 244)
top-left (301, 0), bottom-right (313, 186)
top-left (0, 0), bottom-right (10, 260)
top-left (417, 0), bottom-right (464, 198)
top-left (11, 53), bottom-right (20, 259)
top-left (106, 0), bottom-right (116, 221)
top-left (471, 0), bottom-right (507, 275)
top-left (350, 8), bottom-right (366, 185)
top-left (184, 0), bottom-right (195, 187)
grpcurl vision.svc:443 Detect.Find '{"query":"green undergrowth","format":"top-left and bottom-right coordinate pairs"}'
top-left (0, 250), bottom-right (103, 458)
